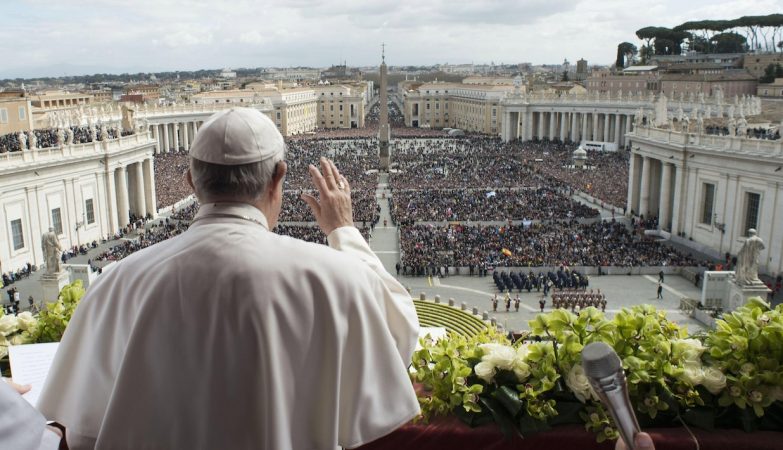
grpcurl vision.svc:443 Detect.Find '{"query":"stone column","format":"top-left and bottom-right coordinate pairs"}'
top-left (549, 112), bottom-right (556, 139)
top-left (571, 112), bottom-right (578, 142)
top-left (162, 123), bottom-right (170, 153)
top-left (150, 125), bottom-right (159, 154)
top-left (143, 158), bottom-right (158, 219)
top-left (627, 153), bottom-right (638, 214)
top-left (106, 167), bottom-right (119, 232)
top-left (639, 156), bottom-right (651, 218)
top-left (537, 112), bottom-right (545, 139)
top-left (659, 163), bottom-right (673, 230)
top-left (613, 114), bottom-right (622, 147)
top-left (625, 114), bottom-right (633, 147)
top-left (134, 162), bottom-right (147, 218)
top-left (116, 166), bottom-right (130, 228)
top-left (670, 165), bottom-right (683, 235)
top-left (581, 113), bottom-right (588, 141)
top-left (182, 122), bottom-right (190, 151)
top-left (559, 112), bottom-right (567, 141)
top-left (591, 113), bottom-right (599, 141)
top-left (173, 123), bottom-right (180, 152)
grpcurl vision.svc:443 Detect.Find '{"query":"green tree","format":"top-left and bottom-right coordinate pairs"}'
top-left (711, 32), bottom-right (747, 53)
top-left (561, 70), bottom-right (569, 82)
top-left (616, 42), bottom-right (638, 68)
top-left (761, 64), bottom-right (777, 83)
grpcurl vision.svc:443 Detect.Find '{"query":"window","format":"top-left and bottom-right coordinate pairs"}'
top-left (744, 192), bottom-right (760, 234)
top-left (18, 106), bottom-right (26, 120)
top-left (339, 105), bottom-right (343, 111)
top-left (85, 199), bottom-right (95, 224)
top-left (701, 183), bottom-right (715, 225)
top-left (51, 208), bottom-right (63, 234)
top-left (11, 219), bottom-right (24, 250)
top-left (0, 108), bottom-right (7, 124)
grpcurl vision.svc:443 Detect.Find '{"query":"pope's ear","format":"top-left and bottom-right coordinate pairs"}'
top-left (271, 161), bottom-right (287, 190)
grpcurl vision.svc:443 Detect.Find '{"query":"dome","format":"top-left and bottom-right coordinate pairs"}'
top-left (573, 147), bottom-right (587, 159)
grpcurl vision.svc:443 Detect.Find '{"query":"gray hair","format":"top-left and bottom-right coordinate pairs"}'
top-left (189, 154), bottom-right (283, 202)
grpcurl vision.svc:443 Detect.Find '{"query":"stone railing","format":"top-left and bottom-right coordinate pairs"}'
top-left (0, 131), bottom-right (154, 168)
top-left (503, 92), bottom-right (762, 120)
top-left (633, 125), bottom-right (783, 158)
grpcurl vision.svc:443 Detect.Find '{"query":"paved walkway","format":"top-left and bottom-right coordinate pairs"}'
top-left (369, 172), bottom-right (399, 276)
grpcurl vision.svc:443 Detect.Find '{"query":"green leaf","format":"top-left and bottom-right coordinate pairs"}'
top-left (495, 385), bottom-right (523, 417)
top-left (549, 401), bottom-right (584, 426)
top-left (518, 413), bottom-right (551, 436)
top-left (682, 408), bottom-right (715, 430)
top-left (480, 396), bottom-right (520, 440)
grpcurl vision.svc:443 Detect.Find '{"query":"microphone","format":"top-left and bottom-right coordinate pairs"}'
top-left (582, 342), bottom-right (642, 450)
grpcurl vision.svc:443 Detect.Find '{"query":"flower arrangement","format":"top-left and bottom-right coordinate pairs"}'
top-left (0, 280), bottom-right (85, 360)
top-left (411, 298), bottom-right (783, 441)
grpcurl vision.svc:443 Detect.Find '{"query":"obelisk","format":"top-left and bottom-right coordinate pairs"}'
top-left (379, 43), bottom-right (390, 170)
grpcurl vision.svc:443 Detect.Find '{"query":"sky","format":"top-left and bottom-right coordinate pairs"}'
top-left (0, 0), bottom-right (780, 79)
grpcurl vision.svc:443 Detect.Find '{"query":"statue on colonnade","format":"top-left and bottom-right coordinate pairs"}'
top-left (41, 228), bottom-right (63, 274)
top-left (28, 130), bottom-right (37, 149)
top-left (735, 229), bottom-right (765, 286)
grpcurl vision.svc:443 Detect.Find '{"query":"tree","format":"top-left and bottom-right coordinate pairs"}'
top-left (561, 70), bottom-right (569, 82)
top-left (761, 64), bottom-right (777, 83)
top-left (615, 42), bottom-right (638, 68)
top-left (636, 27), bottom-right (659, 62)
top-left (711, 32), bottom-right (747, 53)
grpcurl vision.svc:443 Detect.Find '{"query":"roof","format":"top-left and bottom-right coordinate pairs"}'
top-left (623, 66), bottom-right (658, 72)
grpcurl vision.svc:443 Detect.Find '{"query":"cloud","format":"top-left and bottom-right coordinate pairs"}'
top-left (1, 0), bottom-right (782, 78)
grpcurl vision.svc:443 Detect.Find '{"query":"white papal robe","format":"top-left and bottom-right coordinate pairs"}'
top-left (37, 203), bottom-right (420, 449)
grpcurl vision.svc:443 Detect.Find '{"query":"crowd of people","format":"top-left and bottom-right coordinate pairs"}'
top-left (390, 187), bottom-right (598, 223)
top-left (279, 138), bottom-right (380, 224)
top-left (551, 289), bottom-right (607, 312)
top-left (705, 124), bottom-right (781, 140)
top-left (399, 220), bottom-right (700, 274)
top-left (0, 125), bottom-right (132, 153)
top-left (96, 220), bottom-right (189, 263)
top-left (518, 139), bottom-right (630, 210)
top-left (154, 152), bottom-right (192, 208)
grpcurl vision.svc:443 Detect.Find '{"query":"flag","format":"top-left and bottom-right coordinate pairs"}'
top-left (501, 248), bottom-right (512, 257)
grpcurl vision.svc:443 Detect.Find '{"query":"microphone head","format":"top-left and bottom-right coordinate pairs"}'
top-left (582, 342), bottom-right (622, 379)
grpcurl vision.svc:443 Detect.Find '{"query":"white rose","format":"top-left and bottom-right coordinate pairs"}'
top-left (701, 366), bottom-right (727, 395)
top-left (15, 311), bottom-right (37, 332)
top-left (479, 343), bottom-right (516, 371)
top-left (474, 361), bottom-right (496, 383)
top-left (672, 339), bottom-right (705, 364)
top-left (679, 363), bottom-right (704, 386)
top-left (566, 364), bottom-right (597, 403)
top-left (0, 314), bottom-right (19, 336)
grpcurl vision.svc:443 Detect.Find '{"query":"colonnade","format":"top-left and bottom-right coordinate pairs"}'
top-left (149, 120), bottom-right (204, 153)
top-left (626, 153), bottom-right (682, 233)
top-left (504, 110), bottom-right (635, 147)
top-left (106, 158), bottom-right (157, 231)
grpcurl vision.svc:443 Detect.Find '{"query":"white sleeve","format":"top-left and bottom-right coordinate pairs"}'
top-left (0, 381), bottom-right (58, 450)
top-left (327, 226), bottom-right (419, 366)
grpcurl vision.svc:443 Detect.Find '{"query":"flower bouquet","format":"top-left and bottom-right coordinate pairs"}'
top-left (411, 298), bottom-right (783, 442)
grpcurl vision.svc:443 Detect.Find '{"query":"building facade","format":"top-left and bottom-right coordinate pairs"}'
top-left (402, 82), bottom-right (513, 133)
top-left (315, 84), bottom-right (365, 129)
top-left (627, 124), bottom-right (783, 277)
top-left (743, 53), bottom-right (783, 80)
top-left (757, 78), bottom-right (783, 98)
top-left (0, 133), bottom-right (156, 273)
top-left (0, 91), bottom-right (33, 135)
